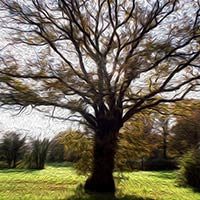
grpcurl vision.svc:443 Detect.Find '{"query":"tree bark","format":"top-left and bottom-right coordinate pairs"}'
top-left (84, 130), bottom-right (118, 193)
top-left (163, 131), bottom-right (168, 159)
top-left (12, 156), bottom-right (17, 168)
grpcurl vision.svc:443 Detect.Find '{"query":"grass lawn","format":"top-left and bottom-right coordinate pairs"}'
top-left (0, 163), bottom-right (199, 200)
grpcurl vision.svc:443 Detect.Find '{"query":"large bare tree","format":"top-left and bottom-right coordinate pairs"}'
top-left (0, 0), bottom-right (200, 193)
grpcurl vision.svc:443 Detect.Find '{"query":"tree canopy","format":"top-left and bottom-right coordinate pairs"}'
top-left (0, 0), bottom-right (200, 129)
top-left (171, 109), bottom-right (200, 155)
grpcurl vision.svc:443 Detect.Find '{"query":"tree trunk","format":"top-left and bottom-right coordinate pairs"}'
top-left (163, 132), bottom-right (168, 159)
top-left (141, 157), bottom-right (144, 170)
top-left (7, 159), bottom-right (12, 168)
top-left (12, 156), bottom-right (17, 168)
top-left (84, 130), bottom-right (118, 193)
top-left (6, 152), bottom-right (12, 168)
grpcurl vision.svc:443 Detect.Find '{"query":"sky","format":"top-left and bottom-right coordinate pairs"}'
top-left (0, 107), bottom-right (74, 138)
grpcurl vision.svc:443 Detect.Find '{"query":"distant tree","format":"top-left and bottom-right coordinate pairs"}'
top-left (116, 112), bottom-right (157, 170)
top-left (48, 133), bottom-right (65, 163)
top-left (25, 138), bottom-right (50, 169)
top-left (0, 0), bottom-right (200, 193)
top-left (0, 132), bottom-right (26, 168)
top-left (61, 130), bottom-right (93, 173)
top-left (171, 110), bottom-right (200, 156)
top-left (152, 114), bottom-right (171, 159)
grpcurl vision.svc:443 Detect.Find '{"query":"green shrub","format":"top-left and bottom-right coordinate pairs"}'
top-left (177, 149), bottom-right (200, 189)
top-left (144, 158), bottom-right (178, 171)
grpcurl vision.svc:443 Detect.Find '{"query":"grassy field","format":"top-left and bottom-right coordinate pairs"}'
top-left (0, 163), bottom-right (199, 200)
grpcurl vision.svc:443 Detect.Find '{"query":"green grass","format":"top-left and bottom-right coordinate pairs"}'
top-left (0, 164), bottom-right (199, 200)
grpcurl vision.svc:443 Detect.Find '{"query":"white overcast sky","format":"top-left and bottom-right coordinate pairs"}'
top-left (0, 107), bottom-right (74, 138)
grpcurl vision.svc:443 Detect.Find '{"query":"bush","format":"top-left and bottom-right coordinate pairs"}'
top-left (177, 149), bottom-right (200, 189)
top-left (144, 158), bottom-right (178, 171)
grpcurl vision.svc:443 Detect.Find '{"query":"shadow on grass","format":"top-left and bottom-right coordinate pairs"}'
top-left (0, 162), bottom-right (73, 174)
top-left (47, 162), bottom-right (74, 168)
top-left (148, 171), bottom-right (176, 180)
top-left (192, 187), bottom-right (200, 193)
top-left (0, 168), bottom-right (44, 174)
top-left (175, 183), bottom-right (200, 194)
top-left (0, 168), bottom-right (27, 173)
top-left (66, 184), bottom-right (154, 200)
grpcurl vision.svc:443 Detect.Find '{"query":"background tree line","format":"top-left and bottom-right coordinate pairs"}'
top-left (1, 100), bottom-right (199, 173)
top-left (0, 133), bottom-right (49, 170)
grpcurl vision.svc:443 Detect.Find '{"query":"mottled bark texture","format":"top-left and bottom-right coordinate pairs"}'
top-left (84, 131), bottom-right (118, 193)
top-left (84, 112), bottom-right (121, 193)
